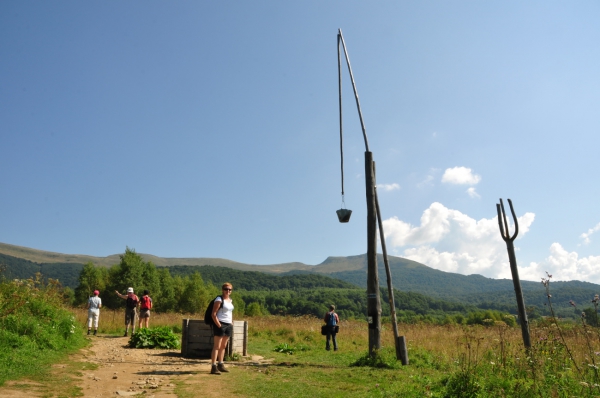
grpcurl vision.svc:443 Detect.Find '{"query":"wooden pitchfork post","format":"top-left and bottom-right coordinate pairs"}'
top-left (496, 198), bottom-right (531, 349)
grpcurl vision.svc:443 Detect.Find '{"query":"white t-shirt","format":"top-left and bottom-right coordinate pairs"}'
top-left (214, 296), bottom-right (234, 323)
top-left (88, 296), bottom-right (102, 311)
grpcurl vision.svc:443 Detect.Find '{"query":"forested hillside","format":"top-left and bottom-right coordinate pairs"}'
top-left (0, 253), bottom-right (83, 288)
top-left (164, 265), bottom-right (359, 290)
top-left (2, 245), bottom-right (599, 321)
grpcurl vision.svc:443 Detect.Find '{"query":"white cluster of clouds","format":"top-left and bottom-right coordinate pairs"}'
top-left (382, 202), bottom-right (600, 284)
top-left (519, 243), bottom-right (600, 283)
top-left (441, 166), bottom-right (482, 198)
top-left (441, 167), bottom-right (481, 185)
top-left (580, 222), bottom-right (600, 245)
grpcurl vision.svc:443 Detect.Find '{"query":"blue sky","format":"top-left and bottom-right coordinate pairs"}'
top-left (2, 2), bottom-right (600, 283)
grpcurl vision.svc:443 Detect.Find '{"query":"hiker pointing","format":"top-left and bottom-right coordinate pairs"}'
top-left (115, 287), bottom-right (139, 337)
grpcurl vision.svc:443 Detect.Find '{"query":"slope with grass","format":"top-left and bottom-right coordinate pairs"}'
top-left (0, 277), bottom-right (87, 386)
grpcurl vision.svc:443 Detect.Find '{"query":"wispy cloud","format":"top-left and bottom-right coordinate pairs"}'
top-left (580, 222), bottom-right (600, 245)
top-left (466, 187), bottom-right (480, 199)
top-left (377, 183), bottom-right (400, 192)
top-left (417, 175), bottom-right (434, 189)
top-left (417, 168), bottom-right (439, 189)
top-left (441, 167), bottom-right (481, 185)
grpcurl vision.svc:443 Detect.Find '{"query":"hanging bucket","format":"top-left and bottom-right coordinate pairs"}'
top-left (336, 208), bottom-right (352, 223)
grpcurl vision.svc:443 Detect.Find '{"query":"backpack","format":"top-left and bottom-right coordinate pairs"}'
top-left (126, 295), bottom-right (139, 309)
top-left (204, 296), bottom-right (227, 325)
top-left (140, 295), bottom-right (152, 310)
top-left (327, 312), bottom-right (337, 326)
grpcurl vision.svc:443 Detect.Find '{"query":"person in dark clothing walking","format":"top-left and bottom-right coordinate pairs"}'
top-left (324, 304), bottom-right (339, 351)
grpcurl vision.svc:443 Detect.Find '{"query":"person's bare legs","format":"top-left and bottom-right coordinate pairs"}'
top-left (217, 336), bottom-right (229, 362)
top-left (211, 335), bottom-right (230, 373)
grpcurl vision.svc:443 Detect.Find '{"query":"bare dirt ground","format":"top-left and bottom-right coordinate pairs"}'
top-left (0, 334), bottom-right (264, 398)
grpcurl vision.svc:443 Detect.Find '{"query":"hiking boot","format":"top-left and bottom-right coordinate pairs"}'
top-left (87, 330), bottom-right (90, 336)
top-left (210, 365), bottom-right (221, 375)
top-left (217, 363), bottom-right (229, 373)
top-left (93, 330), bottom-right (97, 336)
top-left (123, 332), bottom-right (128, 337)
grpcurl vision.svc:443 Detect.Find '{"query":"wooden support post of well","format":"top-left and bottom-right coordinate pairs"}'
top-left (365, 151), bottom-right (382, 357)
top-left (181, 319), bottom-right (190, 357)
top-left (398, 336), bottom-right (409, 366)
top-left (243, 321), bottom-right (248, 356)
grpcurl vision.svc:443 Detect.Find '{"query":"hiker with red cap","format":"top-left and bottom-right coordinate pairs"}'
top-left (86, 290), bottom-right (102, 336)
top-left (115, 287), bottom-right (139, 336)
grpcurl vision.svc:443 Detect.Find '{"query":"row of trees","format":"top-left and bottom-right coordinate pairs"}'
top-left (72, 248), bottom-right (523, 325)
top-left (74, 248), bottom-right (221, 314)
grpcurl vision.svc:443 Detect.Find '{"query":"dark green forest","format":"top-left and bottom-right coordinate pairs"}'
top-left (0, 253), bottom-right (83, 288)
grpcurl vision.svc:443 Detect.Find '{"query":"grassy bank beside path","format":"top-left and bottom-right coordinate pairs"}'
top-left (0, 278), bottom-right (88, 387)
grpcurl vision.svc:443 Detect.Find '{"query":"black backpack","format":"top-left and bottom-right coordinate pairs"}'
top-left (126, 295), bottom-right (139, 309)
top-left (204, 296), bottom-right (223, 325)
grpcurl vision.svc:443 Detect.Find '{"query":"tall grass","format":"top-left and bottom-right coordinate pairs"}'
top-left (71, 307), bottom-right (187, 334)
top-left (0, 275), bottom-right (86, 385)
top-left (222, 315), bottom-right (600, 397)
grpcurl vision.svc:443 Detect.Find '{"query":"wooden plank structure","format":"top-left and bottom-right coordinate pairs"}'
top-left (181, 319), bottom-right (248, 358)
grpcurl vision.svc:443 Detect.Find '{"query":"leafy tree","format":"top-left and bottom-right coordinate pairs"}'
top-left (103, 247), bottom-right (155, 309)
top-left (74, 262), bottom-right (107, 305)
top-left (155, 268), bottom-right (177, 312)
top-left (246, 302), bottom-right (264, 316)
top-left (178, 272), bottom-right (216, 314)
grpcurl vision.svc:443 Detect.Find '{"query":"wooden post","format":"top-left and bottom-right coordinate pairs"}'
top-left (398, 336), bottom-right (409, 365)
top-left (507, 239), bottom-right (531, 349)
top-left (181, 319), bottom-right (189, 357)
top-left (373, 162), bottom-right (403, 363)
top-left (497, 199), bottom-right (531, 349)
top-left (365, 151), bottom-right (381, 356)
top-left (243, 321), bottom-right (248, 356)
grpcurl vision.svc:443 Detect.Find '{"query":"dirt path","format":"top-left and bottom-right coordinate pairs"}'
top-left (1, 334), bottom-right (264, 398)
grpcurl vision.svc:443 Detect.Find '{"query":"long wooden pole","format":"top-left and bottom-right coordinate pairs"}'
top-left (373, 163), bottom-right (404, 362)
top-left (365, 151), bottom-right (381, 356)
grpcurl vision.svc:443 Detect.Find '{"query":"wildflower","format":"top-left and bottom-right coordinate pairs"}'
top-left (589, 364), bottom-right (599, 369)
top-left (582, 312), bottom-right (587, 318)
top-left (569, 300), bottom-right (576, 307)
top-left (580, 382), bottom-right (590, 387)
top-left (490, 361), bottom-right (495, 365)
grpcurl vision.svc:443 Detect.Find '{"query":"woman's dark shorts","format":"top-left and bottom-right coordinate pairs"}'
top-left (214, 322), bottom-right (233, 337)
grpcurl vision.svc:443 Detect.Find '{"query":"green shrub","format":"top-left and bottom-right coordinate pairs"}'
top-left (0, 277), bottom-right (86, 385)
top-left (128, 327), bottom-right (180, 349)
